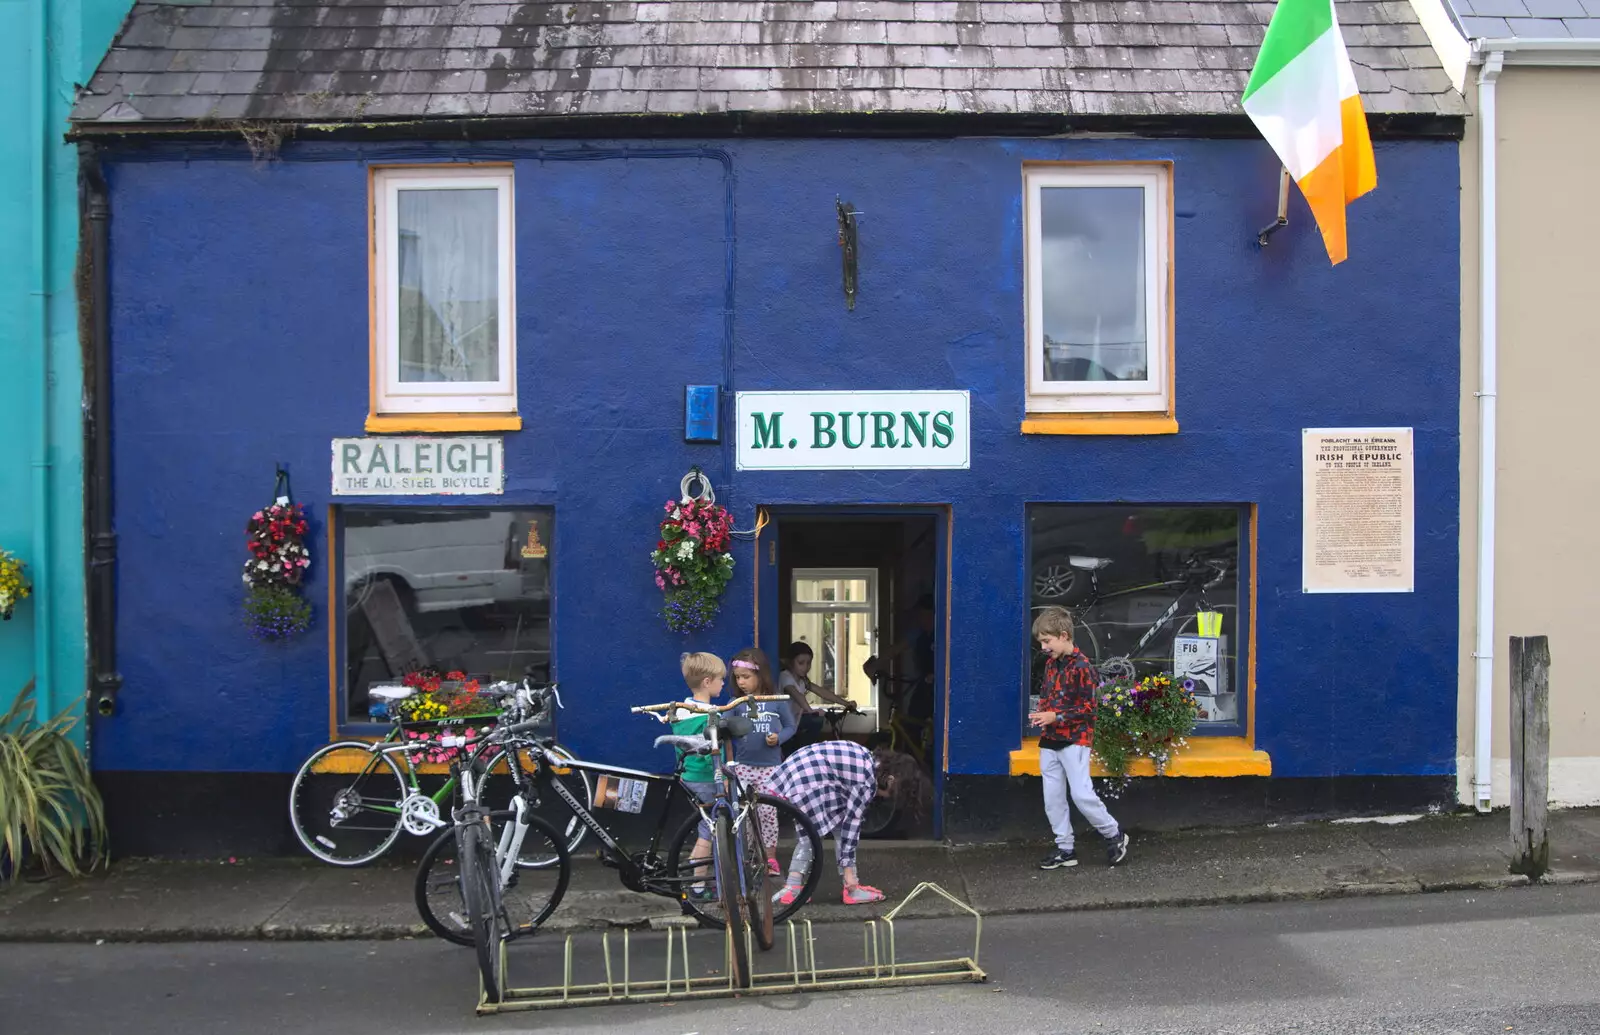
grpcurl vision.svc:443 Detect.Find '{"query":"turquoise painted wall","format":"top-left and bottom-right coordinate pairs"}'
top-left (0, 0), bottom-right (128, 723)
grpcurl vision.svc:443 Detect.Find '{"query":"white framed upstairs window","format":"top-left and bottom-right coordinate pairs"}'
top-left (370, 166), bottom-right (518, 430)
top-left (1023, 164), bottom-right (1174, 432)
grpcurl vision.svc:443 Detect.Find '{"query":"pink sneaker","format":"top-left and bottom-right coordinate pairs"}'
top-left (767, 857), bottom-right (781, 876)
top-left (842, 884), bottom-right (884, 905)
top-left (773, 883), bottom-right (804, 906)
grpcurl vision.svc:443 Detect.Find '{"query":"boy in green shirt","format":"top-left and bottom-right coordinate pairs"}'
top-left (674, 652), bottom-right (725, 896)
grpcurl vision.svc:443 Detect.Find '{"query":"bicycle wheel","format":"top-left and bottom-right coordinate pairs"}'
top-left (669, 795), bottom-right (823, 928)
top-left (479, 746), bottom-right (592, 868)
top-left (289, 742), bottom-right (408, 866)
top-left (861, 796), bottom-right (898, 838)
top-left (457, 822), bottom-right (505, 1004)
top-left (713, 813), bottom-right (752, 988)
top-left (415, 814), bottom-right (570, 947)
top-left (737, 806), bottom-right (774, 951)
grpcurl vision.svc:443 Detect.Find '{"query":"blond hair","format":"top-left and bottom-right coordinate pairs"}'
top-left (1031, 606), bottom-right (1075, 641)
top-left (680, 651), bottom-right (726, 688)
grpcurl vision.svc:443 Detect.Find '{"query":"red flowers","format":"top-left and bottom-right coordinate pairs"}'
top-left (244, 502), bottom-right (311, 590)
top-left (650, 497), bottom-right (737, 633)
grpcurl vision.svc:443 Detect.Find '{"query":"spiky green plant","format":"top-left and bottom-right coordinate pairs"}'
top-left (1, 680), bottom-right (107, 882)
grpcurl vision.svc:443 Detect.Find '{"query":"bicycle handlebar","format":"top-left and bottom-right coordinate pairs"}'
top-left (631, 694), bottom-right (788, 717)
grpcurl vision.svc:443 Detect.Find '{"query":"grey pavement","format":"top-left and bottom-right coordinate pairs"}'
top-left (3, 809), bottom-right (1600, 942)
top-left (5, 884), bottom-right (1600, 1034)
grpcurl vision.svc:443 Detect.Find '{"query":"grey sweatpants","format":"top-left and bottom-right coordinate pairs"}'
top-left (1040, 743), bottom-right (1119, 851)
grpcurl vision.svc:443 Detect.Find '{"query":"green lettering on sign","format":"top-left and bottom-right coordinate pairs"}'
top-left (341, 444), bottom-right (362, 474)
top-left (871, 412), bottom-right (898, 449)
top-left (446, 444), bottom-right (467, 473)
top-left (840, 412), bottom-right (867, 449)
top-left (901, 411), bottom-right (930, 448)
top-left (932, 411), bottom-right (955, 449)
top-left (752, 412), bottom-right (783, 450)
top-left (368, 447), bottom-right (391, 474)
top-left (812, 412), bottom-right (837, 449)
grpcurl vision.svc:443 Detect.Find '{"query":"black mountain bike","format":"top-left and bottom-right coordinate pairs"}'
top-left (415, 694), bottom-right (825, 991)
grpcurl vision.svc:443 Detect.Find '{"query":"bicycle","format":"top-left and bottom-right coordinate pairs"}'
top-left (1032, 555), bottom-right (1231, 687)
top-left (413, 693), bottom-right (825, 990)
top-left (431, 702), bottom-right (556, 1004)
top-left (288, 674), bottom-right (593, 867)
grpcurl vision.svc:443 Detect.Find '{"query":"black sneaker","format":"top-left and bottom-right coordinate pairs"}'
top-left (1038, 848), bottom-right (1078, 870)
top-left (1107, 832), bottom-right (1130, 866)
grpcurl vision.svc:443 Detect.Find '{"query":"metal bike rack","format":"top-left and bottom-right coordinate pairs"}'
top-left (477, 882), bottom-right (987, 1014)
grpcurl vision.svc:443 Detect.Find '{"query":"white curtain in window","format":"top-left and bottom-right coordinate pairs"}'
top-left (396, 187), bottom-right (500, 383)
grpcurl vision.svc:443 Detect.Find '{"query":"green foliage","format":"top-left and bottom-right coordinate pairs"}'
top-left (1, 681), bottom-right (107, 883)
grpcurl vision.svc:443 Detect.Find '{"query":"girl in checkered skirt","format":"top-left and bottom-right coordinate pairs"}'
top-left (766, 740), bottom-right (896, 905)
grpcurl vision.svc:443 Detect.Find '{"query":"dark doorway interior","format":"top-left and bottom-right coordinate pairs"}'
top-left (770, 514), bottom-right (940, 839)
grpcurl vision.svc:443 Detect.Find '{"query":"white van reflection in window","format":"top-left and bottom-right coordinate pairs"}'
top-left (344, 508), bottom-right (549, 614)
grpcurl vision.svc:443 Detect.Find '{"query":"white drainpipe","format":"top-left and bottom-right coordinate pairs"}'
top-left (1472, 47), bottom-right (1504, 812)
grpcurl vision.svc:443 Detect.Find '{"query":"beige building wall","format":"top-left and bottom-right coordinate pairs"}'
top-left (1460, 67), bottom-right (1600, 806)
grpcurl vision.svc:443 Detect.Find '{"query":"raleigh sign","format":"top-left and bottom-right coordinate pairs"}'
top-left (735, 391), bottom-right (970, 471)
top-left (331, 437), bottom-right (504, 495)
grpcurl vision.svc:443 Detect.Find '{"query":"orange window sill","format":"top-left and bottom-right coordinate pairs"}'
top-left (1009, 736), bottom-right (1270, 777)
top-left (311, 742), bottom-right (569, 777)
top-left (1021, 413), bottom-right (1178, 436)
top-left (364, 413), bottom-right (523, 433)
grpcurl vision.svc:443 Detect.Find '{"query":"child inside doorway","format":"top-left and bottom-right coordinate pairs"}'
top-left (778, 641), bottom-right (857, 755)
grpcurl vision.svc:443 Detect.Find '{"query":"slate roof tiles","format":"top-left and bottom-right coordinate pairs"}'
top-left (71, 0), bottom-right (1466, 126)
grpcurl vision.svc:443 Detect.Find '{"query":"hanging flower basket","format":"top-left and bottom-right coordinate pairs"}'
top-left (241, 470), bottom-right (313, 641)
top-left (650, 495), bottom-right (735, 634)
top-left (0, 550), bottom-right (31, 621)
top-left (1090, 672), bottom-right (1200, 796)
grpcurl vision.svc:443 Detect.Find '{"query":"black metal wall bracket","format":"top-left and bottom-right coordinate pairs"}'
top-left (836, 198), bottom-right (860, 310)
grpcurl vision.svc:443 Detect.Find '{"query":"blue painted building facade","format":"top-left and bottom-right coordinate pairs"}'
top-left (80, 128), bottom-right (1462, 852)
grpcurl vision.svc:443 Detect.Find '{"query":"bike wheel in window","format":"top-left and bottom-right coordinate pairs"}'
top-left (288, 742), bottom-right (408, 866)
top-left (479, 746), bottom-right (592, 868)
top-left (415, 813), bottom-right (570, 948)
top-left (861, 796), bottom-right (898, 839)
top-left (713, 812), bottom-right (752, 989)
top-left (737, 806), bottom-right (774, 951)
top-left (668, 794), bottom-right (823, 929)
top-left (457, 822), bottom-right (506, 1004)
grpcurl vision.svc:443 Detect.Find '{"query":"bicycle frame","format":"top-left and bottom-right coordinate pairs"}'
top-left (1076, 561), bottom-right (1227, 664)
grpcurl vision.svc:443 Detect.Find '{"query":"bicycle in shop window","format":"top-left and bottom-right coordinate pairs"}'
top-left (413, 693), bottom-right (826, 996)
top-left (1029, 553), bottom-right (1233, 692)
top-left (288, 673), bottom-right (592, 868)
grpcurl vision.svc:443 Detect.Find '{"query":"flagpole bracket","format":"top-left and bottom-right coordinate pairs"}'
top-left (1256, 166), bottom-right (1292, 247)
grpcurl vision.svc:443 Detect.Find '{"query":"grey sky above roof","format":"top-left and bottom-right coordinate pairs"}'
top-left (1447, 0), bottom-right (1600, 40)
top-left (72, 0), bottom-right (1465, 126)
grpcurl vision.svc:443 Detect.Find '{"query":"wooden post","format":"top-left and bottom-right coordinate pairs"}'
top-left (1509, 635), bottom-right (1551, 880)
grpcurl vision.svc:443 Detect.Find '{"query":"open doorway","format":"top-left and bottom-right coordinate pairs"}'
top-left (759, 510), bottom-right (944, 839)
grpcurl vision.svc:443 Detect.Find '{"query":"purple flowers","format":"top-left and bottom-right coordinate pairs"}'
top-left (243, 585), bottom-right (312, 641)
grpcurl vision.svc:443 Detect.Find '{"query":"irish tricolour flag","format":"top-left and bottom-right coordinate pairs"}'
top-left (1242, 0), bottom-right (1377, 265)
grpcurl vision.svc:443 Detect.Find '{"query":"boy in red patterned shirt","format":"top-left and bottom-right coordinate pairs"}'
top-left (1027, 606), bottom-right (1130, 870)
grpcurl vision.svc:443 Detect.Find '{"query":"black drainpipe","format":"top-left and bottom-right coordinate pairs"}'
top-left (79, 143), bottom-right (121, 717)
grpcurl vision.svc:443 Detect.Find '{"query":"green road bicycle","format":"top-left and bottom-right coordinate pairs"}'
top-left (288, 677), bottom-right (592, 867)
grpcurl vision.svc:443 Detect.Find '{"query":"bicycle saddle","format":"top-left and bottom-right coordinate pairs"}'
top-left (654, 734), bottom-right (714, 755)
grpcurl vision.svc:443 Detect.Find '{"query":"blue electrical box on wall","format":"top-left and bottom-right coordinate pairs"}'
top-left (684, 385), bottom-right (720, 443)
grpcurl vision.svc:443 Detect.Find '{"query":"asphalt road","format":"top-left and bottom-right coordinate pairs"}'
top-left (4, 884), bottom-right (1600, 1035)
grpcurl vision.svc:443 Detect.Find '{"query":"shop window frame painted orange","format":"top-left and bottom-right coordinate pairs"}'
top-left (1009, 504), bottom-right (1267, 777)
top-left (1020, 161), bottom-right (1177, 437)
top-left (366, 164), bottom-right (522, 433)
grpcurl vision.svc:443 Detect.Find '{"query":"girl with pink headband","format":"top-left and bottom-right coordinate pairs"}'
top-left (727, 647), bottom-right (796, 875)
